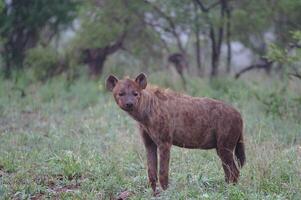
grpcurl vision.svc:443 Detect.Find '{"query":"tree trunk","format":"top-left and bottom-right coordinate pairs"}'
top-left (209, 0), bottom-right (225, 78)
top-left (3, 53), bottom-right (11, 79)
top-left (82, 48), bottom-right (107, 77)
top-left (211, 50), bottom-right (219, 77)
top-left (82, 31), bottom-right (126, 78)
top-left (209, 27), bottom-right (220, 78)
top-left (195, 35), bottom-right (202, 76)
top-left (225, 1), bottom-right (232, 73)
top-left (226, 33), bottom-right (232, 73)
top-left (193, 1), bottom-right (202, 76)
top-left (167, 53), bottom-right (187, 87)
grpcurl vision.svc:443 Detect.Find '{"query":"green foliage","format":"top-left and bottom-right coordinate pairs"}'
top-left (0, 0), bottom-right (80, 76)
top-left (292, 30), bottom-right (301, 41)
top-left (1, 0), bottom-right (301, 80)
top-left (24, 45), bottom-right (83, 82)
top-left (73, 0), bottom-right (158, 53)
top-left (266, 30), bottom-right (301, 81)
top-left (208, 78), bottom-right (251, 102)
top-left (64, 0), bottom-right (165, 75)
top-left (264, 94), bottom-right (286, 117)
top-left (252, 78), bottom-right (301, 120)
top-left (266, 44), bottom-right (289, 64)
top-left (51, 151), bottom-right (83, 180)
top-left (255, 89), bottom-right (288, 118)
top-left (25, 45), bottom-right (60, 81)
top-left (232, 0), bottom-right (301, 54)
top-left (76, 0), bottom-right (126, 49)
top-left (227, 186), bottom-right (246, 200)
top-left (0, 1), bottom-right (3, 16)
top-left (231, 1), bottom-right (273, 53)
top-left (267, 43), bottom-right (300, 65)
top-left (0, 152), bottom-right (18, 173)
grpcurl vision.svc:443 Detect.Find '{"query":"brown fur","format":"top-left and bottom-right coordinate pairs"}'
top-left (106, 73), bottom-right (246, 193)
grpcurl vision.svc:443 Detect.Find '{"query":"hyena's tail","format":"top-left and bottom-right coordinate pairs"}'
top-left (235, 134), bottom-right (246, 168)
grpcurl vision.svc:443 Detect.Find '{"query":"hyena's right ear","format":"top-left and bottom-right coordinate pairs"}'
top-left (106, 75), bottom-right (118, 91)
top-left (135, 73), bottom-right (147, 89)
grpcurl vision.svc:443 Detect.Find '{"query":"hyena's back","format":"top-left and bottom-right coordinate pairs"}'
top-left (163, 96), bottom-right (243, 149)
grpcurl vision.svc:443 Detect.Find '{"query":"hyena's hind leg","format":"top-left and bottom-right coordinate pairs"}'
top-left (217, 147), bottom-right (240, 183)
top-left (216, 118), bottom-right (243, 183)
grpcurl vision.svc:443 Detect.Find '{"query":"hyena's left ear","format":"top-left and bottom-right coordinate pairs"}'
top-left (135, 73), bottom-right (147, 89)
top-left (106, 75), bottom-right (119, 91)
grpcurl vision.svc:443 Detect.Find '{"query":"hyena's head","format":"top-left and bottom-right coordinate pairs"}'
top-left (106, 73), bottom-right (147, 112)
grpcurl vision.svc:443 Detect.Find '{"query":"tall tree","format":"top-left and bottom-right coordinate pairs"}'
top-left (193, 0), bottom-right (229, 77)
top-left (192, 0), bottom-right (203, 75)
top-left (139, 0), bottom-right (192, 81)
top-left (224, 0), bottom-right (232, 73)
top-left (72, 0), bottom-right (163, 77)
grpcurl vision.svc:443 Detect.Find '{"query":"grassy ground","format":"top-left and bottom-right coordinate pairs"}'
top-left (0, 73), bottom-right (300, 199)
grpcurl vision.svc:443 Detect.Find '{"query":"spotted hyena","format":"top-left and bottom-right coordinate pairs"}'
top-left (106, 73), bottom-right (245, 193)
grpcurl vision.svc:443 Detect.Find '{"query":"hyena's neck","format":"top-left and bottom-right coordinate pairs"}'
top-left (128, 89), bottom-right (158, 125)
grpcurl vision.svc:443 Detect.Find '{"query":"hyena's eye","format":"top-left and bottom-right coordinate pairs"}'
top-left (133, 91), bottom-right (138, 96)
top-left (119, 92), bottom-right (125, 96)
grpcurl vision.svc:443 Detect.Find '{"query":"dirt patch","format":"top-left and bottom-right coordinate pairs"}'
top-left (31, 183), bottom-right (80, 200)
top-left (116, 190), bottom-right (133, 200)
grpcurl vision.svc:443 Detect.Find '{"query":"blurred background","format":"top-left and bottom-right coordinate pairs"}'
top-left (1, 0), bottom-right (301, 82)
top-left (0, 0), bottom-right (301, 199)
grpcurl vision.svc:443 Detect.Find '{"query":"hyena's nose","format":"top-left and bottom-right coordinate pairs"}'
top-left (126, 103), bottom-right (133, 109)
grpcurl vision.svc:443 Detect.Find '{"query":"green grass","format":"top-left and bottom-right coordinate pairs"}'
top-left (0, 74), bottom-right (301, 199)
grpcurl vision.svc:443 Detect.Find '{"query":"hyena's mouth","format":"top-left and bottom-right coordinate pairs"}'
top-left (121, 106), bottom-right (134, 112)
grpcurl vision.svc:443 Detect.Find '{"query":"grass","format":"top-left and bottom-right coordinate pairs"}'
top-left (0, 73), bottom-right (300, 199)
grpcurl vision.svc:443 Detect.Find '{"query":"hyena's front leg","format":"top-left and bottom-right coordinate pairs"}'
top-left (158, 143), bottom-right (171, 190)
top-left (140, 130), bottom-right (158, 192)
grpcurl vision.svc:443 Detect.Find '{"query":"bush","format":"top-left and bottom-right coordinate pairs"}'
top-left (25, 45), bottom-right (65, 81)
top-left (255, 87), bottom-right (301, 120)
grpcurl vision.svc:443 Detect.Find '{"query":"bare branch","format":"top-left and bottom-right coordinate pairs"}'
top-left (208, 1), bottom-right (221, 10)
top-left (106, 30), bottom-right (127, 54)
top-left (235, 58), bottom-right (273, 79)
top-left (288, 72), bottom-right (301, 79)
top-left (193, 0), bottom-right (220, 12)
top-left (143, 0), bottom-right (185, 53)
top-left (288, 43), bottom-right (301, 49)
